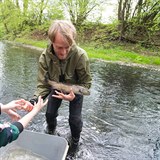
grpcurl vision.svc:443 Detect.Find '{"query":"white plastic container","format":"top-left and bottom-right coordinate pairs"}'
top-left (0, 130), bottom-right (69, 160)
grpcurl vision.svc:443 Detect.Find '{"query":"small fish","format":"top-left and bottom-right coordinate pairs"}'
top-left (47, 79), bottom-right (90, 95)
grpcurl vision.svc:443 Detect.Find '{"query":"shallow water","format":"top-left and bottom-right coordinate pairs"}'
top-left (0, 41), bottom-right (160, 160)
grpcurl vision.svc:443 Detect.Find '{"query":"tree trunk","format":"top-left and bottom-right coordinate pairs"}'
top-left (15, 0), bottom-right (20, 9)
top-left (3, 23), bottom-right (9, 34)
top-left (23, 0), bottom-right (29, 15)
top-left (118, 0), bottom-right (129, 40)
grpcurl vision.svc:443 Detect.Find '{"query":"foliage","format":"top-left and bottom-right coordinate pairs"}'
top-left (0, 0), bottom-right (64, 38)
top-left (117, 0), bottom-right (160, 46)
top-left (60, 0), bottom-right (107, 29)
top-left (0, 0), bottom-right (160, 49)
top-left (76, 21), bottom-right (120, 46)
top-left (0, 0), bottom-right (23, 36)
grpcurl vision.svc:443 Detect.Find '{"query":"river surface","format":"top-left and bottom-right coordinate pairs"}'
top-left (0, 41), bottom-right (160, 160)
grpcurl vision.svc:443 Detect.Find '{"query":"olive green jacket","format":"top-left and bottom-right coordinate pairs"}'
top-left (33, 43), bottom-right (92, 98)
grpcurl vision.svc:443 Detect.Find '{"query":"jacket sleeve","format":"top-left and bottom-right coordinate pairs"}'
top-left (76, 52), bottom-right (92, 89)
top-left (0, 103), bottom-right (1, 115)
top-left (0, 122), bottom-right (23, 147)
top-left (33, 49), bottom-right (51, 99)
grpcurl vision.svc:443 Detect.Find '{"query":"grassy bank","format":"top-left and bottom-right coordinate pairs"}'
top-left (15, 37), bottom-right (160, 66)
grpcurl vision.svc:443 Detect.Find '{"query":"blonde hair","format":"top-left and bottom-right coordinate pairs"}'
top-left (48, 20), bottom-right (76, 46)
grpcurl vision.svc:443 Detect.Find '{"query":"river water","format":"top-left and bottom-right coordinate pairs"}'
top-left (0, 41), bottom-right (160, 160)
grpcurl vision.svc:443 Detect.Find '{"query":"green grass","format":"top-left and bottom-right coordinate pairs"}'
top-left (83, 46), bottom-right (160, 66)
top-left (14, 38), bottom-right (160, 66)
top-left (15, 38), bottom-right (48, 48)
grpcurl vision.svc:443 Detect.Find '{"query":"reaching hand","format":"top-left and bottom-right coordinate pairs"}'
top-left (52, 89), bottom-right (75, 101)
top-left (3, 99), bottom-right (26, 110)
top-left (3, 99), bottom-right (34, 112)
top-left (33, 96), bottom-right (48, 111)
top-left (1, 99), bottom-right (34, 116)
top-left (17, 96), bottom-right (48, 129)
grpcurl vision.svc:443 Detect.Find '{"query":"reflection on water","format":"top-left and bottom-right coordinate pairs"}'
top-left (0, 42), bottom-right (40, 102)
top-left (0, 41), bottom-right (160, 160)
top-left (87, 61), bottom-right (160, 160)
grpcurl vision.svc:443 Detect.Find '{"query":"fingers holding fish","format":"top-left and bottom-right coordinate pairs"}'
top-left (52, 89), bottom-right (75, 101)
top-left (52, 90), bottom-right (65, 99)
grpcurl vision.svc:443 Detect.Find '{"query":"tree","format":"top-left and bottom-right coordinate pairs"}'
top-left (117, 0), bottom-right (132, 40)
top-left (0, 0), bottom-right (22, 35)
top-left (23, 0), bottom-right (29, 15)
top-left (29, 0), bottom-right (50, 25)
top-left (117, 0), bottom-right (160, 45)
top-left (0, 0), bottom-right (64, 37)
top-left (61, 0), bottom-right (106, 29)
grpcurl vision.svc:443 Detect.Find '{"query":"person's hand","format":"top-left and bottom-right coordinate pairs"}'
top-left (4, 99), bottom-right (34, 112)
top-left (2, 99), bottom-right (34, 113)
top-left (3, 99), bottom-right (26, 110)
top-left (52, 89), bottom-right (75, 101)
top-left (33, 96), bottom-right (48, 111)
top-left (5, 109), bottom-right (21, 121)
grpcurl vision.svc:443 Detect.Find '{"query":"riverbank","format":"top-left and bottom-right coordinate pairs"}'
top-left (3, 38), bottom-right (160, 69)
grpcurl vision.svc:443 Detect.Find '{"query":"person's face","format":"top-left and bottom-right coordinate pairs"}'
top-left (53, 32), bottom-right (71, 60)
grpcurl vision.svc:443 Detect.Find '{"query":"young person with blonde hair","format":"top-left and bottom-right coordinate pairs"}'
top-left (30, 20), bottom-right (92, 151)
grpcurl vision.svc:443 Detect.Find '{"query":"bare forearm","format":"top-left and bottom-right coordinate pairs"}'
top-left (0, 104), bottom-right (11, 112)
top-left (18, 108), bottom-right (39, 128)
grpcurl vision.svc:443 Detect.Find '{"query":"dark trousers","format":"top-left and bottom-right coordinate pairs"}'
top-left (45, 89), bottom-right (83, 140)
